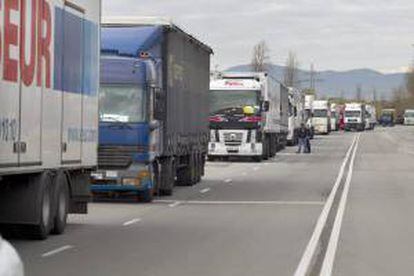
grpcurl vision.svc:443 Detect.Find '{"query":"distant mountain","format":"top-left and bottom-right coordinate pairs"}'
top-left (226, 64), bottom-right (406, 100)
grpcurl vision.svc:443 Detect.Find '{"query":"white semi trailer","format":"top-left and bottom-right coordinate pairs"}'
top-left (0, 0), bottom-right (101, 239)
top-left (312, 100), bottom-right (331, 134)
top-left (287, 87), bottom-right (304, 145)
top-left (208, 72), bottom-right (289, 161)
top-left (345, 103), bottom-right (366, 131)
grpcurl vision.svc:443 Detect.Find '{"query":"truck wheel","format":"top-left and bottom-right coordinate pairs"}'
top-left (159, 158), bottom-right (174, 196)
top-left (262, 136), bottom-right (269, 160)
top-left (201, 154), bottom-right (206, 176)
top-left (176, 154), bottom-right (196, 186)
top-left (31, 173), bottom-right (54, 240)
top-left (51, 172), bottom-right (69, 235)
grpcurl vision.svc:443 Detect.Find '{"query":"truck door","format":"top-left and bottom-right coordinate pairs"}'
top-left (60, 4), bottom-right (84, 164)
top-left (19, 0), bottom-right (43, 166)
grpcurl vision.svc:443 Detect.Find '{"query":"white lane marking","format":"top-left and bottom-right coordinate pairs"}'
top-left (200, 188), bottom-right (211, 194)
top-left (42, 245), bottom-right (74, 258)
top-left (294, 135), bottom-right (358, 276)
top-left (168, 201), bottom-right (181, 208)
top-left (253, 167), bottom-right (259, 171)
top-left (224, 179), bottom-right (233, 184)
top-left (320, 134), bottom-right (360, 276)
top-left (154, 200), bottom-right (324, 206)
top-left (122, 218), bottom-right (142, 226)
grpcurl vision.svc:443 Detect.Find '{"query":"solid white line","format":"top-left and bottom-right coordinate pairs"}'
top-left (42, 245), bottom-right (74, 258)
top-left (122, 218), bottom-right (142, 226)
top-left (200, 188), bottom-right (211, 194)
top-left (294, 135), bottom-right (358, 276)
top-left (168, 201), bottom-right (181, 208)
top-left (320, 134), bottom-right (360, 276)
top-left (224, 179), bottom-right (233, 184)
top-left (155, 200), bottom-right (324, 206)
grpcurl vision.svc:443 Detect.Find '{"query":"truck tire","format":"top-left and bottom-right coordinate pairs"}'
top-left (262, 136), bottom-right (269, 160)
top-left (31, 173), bottom-right (54, 240)
top-left (159, 158), bottom-right (174, 196)
top-left (51, 172), bottom-right (69, 235)
top-left (176, 154), bottom-right (196, 186)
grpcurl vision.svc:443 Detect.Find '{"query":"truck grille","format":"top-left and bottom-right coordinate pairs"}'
top-left (98, 145), bottom-right (147, 169)
top-left (223, 132), bottom-right (243, 146)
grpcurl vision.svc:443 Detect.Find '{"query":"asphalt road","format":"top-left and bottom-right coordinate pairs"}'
top-left (9, 126), bottom-right (414, 276)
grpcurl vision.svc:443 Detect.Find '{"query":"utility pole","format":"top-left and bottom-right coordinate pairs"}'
top-left (310, 63), bottom-right (316, 91)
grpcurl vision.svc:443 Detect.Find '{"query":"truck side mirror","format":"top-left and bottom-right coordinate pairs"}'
top-left (262, 101), bottom-right (270, 112)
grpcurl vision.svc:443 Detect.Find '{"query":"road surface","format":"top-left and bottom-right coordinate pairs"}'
top-left (9, 126), bottom-right (414, 276)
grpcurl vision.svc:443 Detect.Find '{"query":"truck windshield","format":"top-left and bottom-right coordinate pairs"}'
top-left (345, 111), bottom-right (361, 118)
top-left (314, 110), bottom-right (328, 117)
top-left (209, 90), bottom-right (260, 114)
top-left (405, 112), bottom-right (414, 118)
top-left (99, 85), bottom-right (146, 123)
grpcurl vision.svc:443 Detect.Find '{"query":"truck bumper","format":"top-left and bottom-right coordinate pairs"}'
top-left (345, 123), bottom-right (363, 131)
top-left (208, 142), bottom-right (263, 157)
top-left (314, 125), bottom-right (328, 134)
top-left (91, 179), bottom-right (153, 193)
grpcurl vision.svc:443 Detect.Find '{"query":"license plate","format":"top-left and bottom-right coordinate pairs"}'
top-left (105, 171), bottom-right (118, 178)
top-left (227, 146), bottom-right (239, 152)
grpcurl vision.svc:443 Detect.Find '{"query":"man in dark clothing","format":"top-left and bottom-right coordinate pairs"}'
top-left (305, 127), bottom-right (311, 153)
top-left (297, 124), bottom-right (308, 153)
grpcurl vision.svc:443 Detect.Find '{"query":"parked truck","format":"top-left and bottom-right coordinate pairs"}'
top-left (365, 104), bottom-right (377, 130)
top-left (287, 87), bottom-right (304, 145)
top-left (90, 18), bottom-right (212, 199)
top-left (304, 94), bottom-right (315, 138)
top-left (0, 0), bottom-right (101, 239)
top-left (208, 72), bottom-right (289, 161)
top-left (404, 109), bottom-right (414, 125)
top-left (379, 109), bottom-right (395, 127)
top-left (344, 103), bottom-right (366, 131)
top-left (312, 100), bottom-right (331, 134)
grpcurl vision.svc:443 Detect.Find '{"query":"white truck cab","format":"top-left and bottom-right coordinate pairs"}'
top-left (345, 103), bottom-right (366, 131)
top-left (312, 100), bottom-right (330, 134)
top-left (404, 109), bottom-right (414, 125)
top-left (208, 72), bottom-right (289, 161)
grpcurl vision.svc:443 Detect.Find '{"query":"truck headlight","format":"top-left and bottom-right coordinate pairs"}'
top-left (122, 178), bottom-right (140, 186)
top-left (122, 170), bottom-right (151, 187)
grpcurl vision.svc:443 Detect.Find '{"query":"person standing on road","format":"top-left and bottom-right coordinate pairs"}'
top-left (297, 123), bottom-right (308, 154)
top-left (305, 126), bottom-right (311, 154)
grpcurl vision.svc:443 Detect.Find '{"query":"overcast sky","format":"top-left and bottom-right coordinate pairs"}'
top-left (103, 0), bottom-right (414, 73)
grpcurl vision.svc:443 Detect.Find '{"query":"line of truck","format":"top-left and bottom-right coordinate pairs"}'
top-left (1, 1), bottom-right (408, 240)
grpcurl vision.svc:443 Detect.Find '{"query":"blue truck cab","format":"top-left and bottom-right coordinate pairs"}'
top-left (91, 27), bottom-right (163, 202)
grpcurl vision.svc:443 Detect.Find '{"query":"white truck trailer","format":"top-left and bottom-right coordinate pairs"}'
top-left (365, 104), bottom-right (377, 130)
top-left (344, 103), bottom-right (366, 131)
top-left (208, 72), bottom-right (289, 161)
top-left (312, 100), bottom-right (331, 134)
top-left (404, 109), bottom-right (414, 125)
top-left (304, 94), bottom-right (315, 138)
top-left (0, 0), bottom-right (100, 239)
top-left (287, 87), bottom-right (304, 145)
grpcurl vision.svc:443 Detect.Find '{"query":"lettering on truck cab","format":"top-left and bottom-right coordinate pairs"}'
top-left (0, 0), bottom-right (52, 87)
